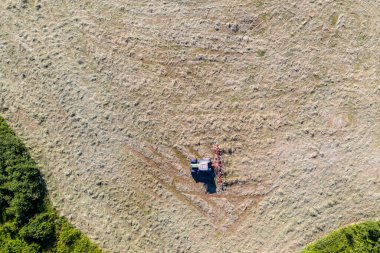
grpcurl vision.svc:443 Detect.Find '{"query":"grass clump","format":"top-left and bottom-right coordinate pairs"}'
top-left (0, 117), bottom-right (102, 252)
top-left (302, 221), bottom-right (380, 253)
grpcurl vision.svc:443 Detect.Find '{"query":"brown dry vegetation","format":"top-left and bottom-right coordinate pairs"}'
top-left (0, 0), bottom-right (379, 252)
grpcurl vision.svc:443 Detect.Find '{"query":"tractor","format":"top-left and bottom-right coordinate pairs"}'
top-left (190, 158), bottom-right (216, 193)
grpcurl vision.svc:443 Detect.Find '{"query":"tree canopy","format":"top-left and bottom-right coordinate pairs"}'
top-left (302, 221), bottom-right (380, 253)
top-left (0, 117), bottom-right (102, 252)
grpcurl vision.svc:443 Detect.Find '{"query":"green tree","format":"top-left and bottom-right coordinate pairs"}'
top-left (0, 117), bottom-right (102, 252)
top-left (19, 212), bottom-right (56, 246)
top-left (302, 221), bottom-right (380, 253)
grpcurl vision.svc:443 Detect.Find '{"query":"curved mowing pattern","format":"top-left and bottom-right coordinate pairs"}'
top-left (302, 221), bottom-right (380, 253)
top-left (0, 117), bottom-right (102, 252)
top-left (1, 0), bottom-right (380, 252)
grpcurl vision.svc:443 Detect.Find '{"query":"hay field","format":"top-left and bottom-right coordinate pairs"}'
top-left (1, 0), bottom-right (379, 252)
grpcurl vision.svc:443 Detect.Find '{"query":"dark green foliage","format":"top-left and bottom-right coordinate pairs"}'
top-left (1, 238), bottom-right (40, 253)
top-left (302, 221), bottom-right (380, 253)
top-left (19, 213), bottom-right (55, 246)
top-left (56, 218), bottom-right (102, 253)
top-left (0, 118), bottom-right (45, 224)
top-left (0, 117), bottom-right (102, 252)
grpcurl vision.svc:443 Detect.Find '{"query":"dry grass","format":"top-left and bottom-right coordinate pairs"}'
top-left (0, 0), bottom-right (379, 252)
